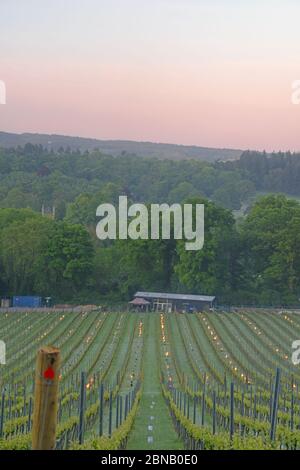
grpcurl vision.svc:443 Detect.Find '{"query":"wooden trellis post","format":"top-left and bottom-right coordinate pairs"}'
top-left (270, 368), bottom-right (281, 441)
top-left (78, 372), bottom-right (86, 445)
top-left (0, 391), bottom-right (5, 438)
top-left (212, 390), bottom-right (216, 435)
top-left (230, 382), bottom-right (234, 440)
top-left (32, 346), bottom-right (61, 450)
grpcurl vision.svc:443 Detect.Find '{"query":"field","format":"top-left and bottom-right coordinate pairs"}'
top-left (0, 309), bottom-right (300, 450)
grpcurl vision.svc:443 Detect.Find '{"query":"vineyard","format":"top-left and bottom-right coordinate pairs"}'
top-left (0, 309), bottom-right (300, 450)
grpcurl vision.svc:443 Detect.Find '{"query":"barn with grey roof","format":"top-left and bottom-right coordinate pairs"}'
top-left (130, 291), bottom-right (216, 312)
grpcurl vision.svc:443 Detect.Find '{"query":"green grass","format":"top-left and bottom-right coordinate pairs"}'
top-left (126, 314), bottom-right (183, 450)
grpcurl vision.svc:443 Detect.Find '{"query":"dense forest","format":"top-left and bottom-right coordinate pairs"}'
top-left (1, 145), bottom-right (300, 306)
top-left (227, 150), bottom-right (300, 195)
top-left (0, 144), bottom-right (255, 214)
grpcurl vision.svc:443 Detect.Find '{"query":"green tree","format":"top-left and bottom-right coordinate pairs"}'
top-left (240, 194), bottom-right (300, 304)
top-left (0, 210), bottom-right (94, 300)
top-left (0, 217), bottom-right (52, 294)
top-left (174, 198), bottom-right (238, 300)
top-left (43, 222), bottom-right (94, 298)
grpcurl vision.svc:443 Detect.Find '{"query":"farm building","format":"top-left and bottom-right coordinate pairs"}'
top-left (128, 297), bottom-right (151, 312)
top-left (131, 291), bottom-right (216, 313)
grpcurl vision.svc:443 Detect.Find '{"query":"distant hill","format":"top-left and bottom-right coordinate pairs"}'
top-left (0, 131), bottom-right (242, 162)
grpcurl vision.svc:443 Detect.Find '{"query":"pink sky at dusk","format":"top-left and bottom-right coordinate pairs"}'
top-left (1, 0), bottom-right (300, 151)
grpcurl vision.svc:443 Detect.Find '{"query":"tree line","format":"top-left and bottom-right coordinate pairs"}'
top-left (3, 146), bottom-right (300, 217)
top-left (0, 194), bottom-right (300, 306)
top-left (0, 144), bottom-right (255, 214)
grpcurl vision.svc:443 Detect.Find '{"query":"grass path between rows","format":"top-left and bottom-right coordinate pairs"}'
top-left (126, 314), bottom-right (183, 450)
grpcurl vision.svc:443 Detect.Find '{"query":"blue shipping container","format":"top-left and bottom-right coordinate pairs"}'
top-left (12, 296), bottom-right (42, 308)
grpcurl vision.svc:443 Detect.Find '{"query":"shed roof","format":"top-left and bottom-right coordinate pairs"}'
top-left (129, 297), bottom-right (151, 305)
top-left (134, 291), bottom-right (215, 302)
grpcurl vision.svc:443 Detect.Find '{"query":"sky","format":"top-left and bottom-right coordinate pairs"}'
top-left (1, 0), bottom-right (300, 151)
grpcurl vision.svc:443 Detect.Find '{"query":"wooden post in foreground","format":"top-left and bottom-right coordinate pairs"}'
top-left (270, 368), bottom-right (281, 441)
top-left (32, 346), bottom-right (61, 450)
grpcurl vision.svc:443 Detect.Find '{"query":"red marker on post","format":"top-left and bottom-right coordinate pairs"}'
top-left (44, 366), bottom-right (55, 380)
